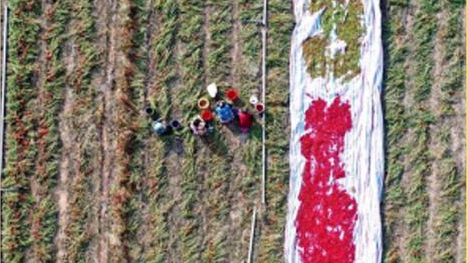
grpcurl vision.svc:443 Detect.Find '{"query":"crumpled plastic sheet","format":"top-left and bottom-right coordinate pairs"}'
top-left (285, 0), bottom-right (384, 262)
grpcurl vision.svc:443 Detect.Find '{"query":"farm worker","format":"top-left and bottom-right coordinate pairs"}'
top-left (190, 115), bottom-right (212, 136)
top-left (152, 119), bottom-right (170, 135)
top-left (237, 107), bottom-right (254, 133)
top-left (214, 100), bottom-right (235, 124)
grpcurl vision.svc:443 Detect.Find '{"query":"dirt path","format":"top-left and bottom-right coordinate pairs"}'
top-left (425, 7), bottom-right (448, 260)
top-left (396, 1), bottom-right (419, 261)
top-left (96, 0), bottom-right (119, 261)
top-left (164, 150), bottom-right (184, 262)
top-left (55, 38), bottom-right (77, 262)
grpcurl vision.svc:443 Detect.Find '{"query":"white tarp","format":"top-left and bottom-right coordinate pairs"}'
top-left (285, 0), bottom-right (384, 262)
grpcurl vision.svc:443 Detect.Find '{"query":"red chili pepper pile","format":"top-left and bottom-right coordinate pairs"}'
top-left (296, 96), bottom-right (358, 263)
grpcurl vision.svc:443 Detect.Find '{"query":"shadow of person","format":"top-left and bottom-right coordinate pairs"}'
top-left (199, 129), bottom-right (229, 156)
top-left (171, 136), bottom-right (185, 156)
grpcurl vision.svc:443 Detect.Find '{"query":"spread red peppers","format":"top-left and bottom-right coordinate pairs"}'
top-left (296, 96), bottom-right (358, 263)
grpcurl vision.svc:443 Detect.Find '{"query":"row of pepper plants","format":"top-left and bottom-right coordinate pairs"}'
top-left (201, 0), bottom-right (234, 261)
top-left (2, 0), bottom-right (42, 261)
top-left (404, 0), bottom-right (439, 261)
top-left (141, 0), bottom-right (179, 261)
top-left (109, 0), bottom-right (150, 261)
top-left (382, 0), bottom-right (410, 262)
top-left (383, 0), bottom-right (465, 262)
top-left (30, 0), bottom-right (72, 261)
top-left (176, 0), bottom-right (206, 262)
top-left (427, 0), bottom-right (465, 261)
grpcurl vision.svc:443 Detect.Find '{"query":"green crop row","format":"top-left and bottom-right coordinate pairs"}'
top-left (238, 2), bottom-right (262, 260)
top-left (109, 0), bottom-right (149, 261)
top-left (123, 0), bottom-right (149, 260)
top-left (202, 0), bottom-right (233, 261)
top-left (238, 0), bottom-right (262, 201)
top-left (142, 0), bottom-right (179, 261)
top-left (431, 126), bottom-right (461, 262)
top-left (440, 1), bottom-right (465, 116)
top-left (206, 0), bottom-right (232, 84)
top-left (404, 1), bottom-right (439, 262)
top-left (30, 1), bottom-right (72, 261)
top-left (382, 1), bottom-right (409, 262)
top-left (63, 0), bottom-right (99, 261)
top-left (237, 0), bottom-right (264, 261)
top-left (429, 1), bottom-right (465, 262)
top-left (177, 1), bottom-right (206, 262)
top-left (2, 0), bottom-right (42, 262)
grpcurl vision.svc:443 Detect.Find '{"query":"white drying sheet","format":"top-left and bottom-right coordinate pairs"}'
top-left (285, 0), bottom-right (384, 262)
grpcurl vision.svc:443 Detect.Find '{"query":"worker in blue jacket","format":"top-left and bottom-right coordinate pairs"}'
top-left (214, 100), bottom-right (235, 124)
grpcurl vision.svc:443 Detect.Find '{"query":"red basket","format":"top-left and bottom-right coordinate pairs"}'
top-left (201, 109), bottom-right (213, 121)
top-left (225, 88), bottom-right (239, 102)
top-left (255, 103), bottom-right (264, 113)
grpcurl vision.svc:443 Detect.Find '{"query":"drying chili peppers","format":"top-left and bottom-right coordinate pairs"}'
top-left (296, 96), bottom-right (358, 263)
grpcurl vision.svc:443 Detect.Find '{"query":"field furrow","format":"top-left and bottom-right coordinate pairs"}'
top-left (60, 0), bottom-right (101, 261)
top-left (94, 0), bottom-right (119, 261)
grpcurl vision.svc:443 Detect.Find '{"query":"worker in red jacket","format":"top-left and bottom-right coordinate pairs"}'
top-left (237, 107), bottom-right (254, 133)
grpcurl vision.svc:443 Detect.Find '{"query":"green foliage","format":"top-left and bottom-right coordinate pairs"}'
top-left (108, 0), bottom-right (151, 261)
top-left (2, 1), bottom-right (42, 261)
top-left (303, 0), bottom-right (363, 80)
top-left (199, 2), bottom-right (234, 261)
top-left (143, 0), bottom-right (180, 261)
top-left (403, 1), bottom-right (439, 262)
top-left (383, 0), bottom-right (465, 262)
top-left (29, 1), bottom-right (72, 261)
top-left (176, 1), bottom-right (206, 261)
top-left (428, 2), bottom-right (465, 262)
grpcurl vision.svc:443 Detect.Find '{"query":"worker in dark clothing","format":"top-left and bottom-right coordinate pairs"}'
top-left (237, 107), bottom-right (254, 133)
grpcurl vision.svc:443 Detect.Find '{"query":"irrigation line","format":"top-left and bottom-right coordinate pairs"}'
top-left (0, 5), bottom-right (8, 261)
top-left (1, 6), bottom-right (8, 180)
top-left (465, 4), bottom-right (467, 256)
top-left (261, 0), bottom-right (268, 205)
top-left (247, 206), bottom-right (257, 263)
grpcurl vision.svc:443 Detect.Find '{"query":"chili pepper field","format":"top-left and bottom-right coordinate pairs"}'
top-left (0, 0), bottom-right (465, 262)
